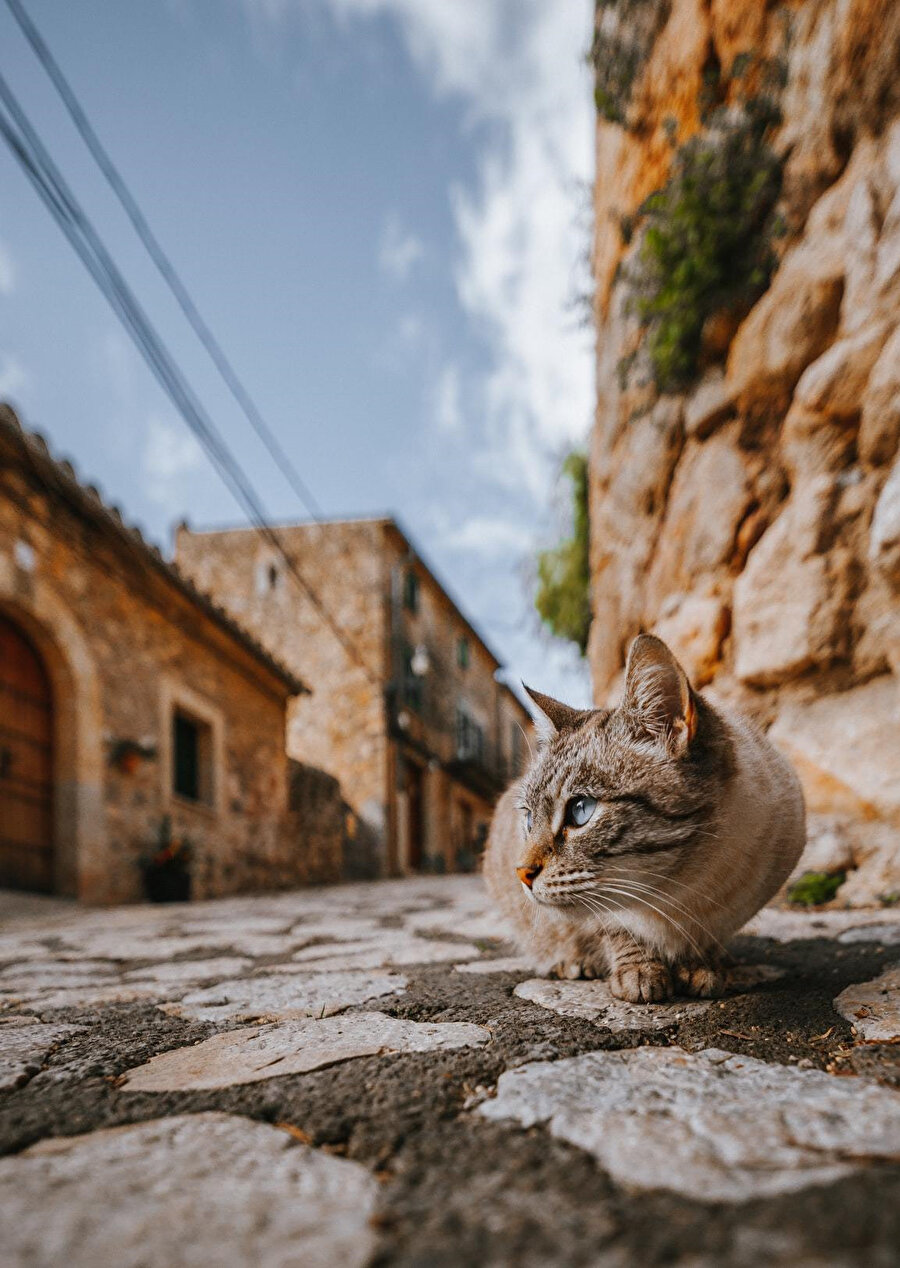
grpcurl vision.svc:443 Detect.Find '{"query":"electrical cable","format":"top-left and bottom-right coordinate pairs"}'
top-left (2, 0), bottom-right (325, 522)
top-left (0, 71), bottom-right (378, 684)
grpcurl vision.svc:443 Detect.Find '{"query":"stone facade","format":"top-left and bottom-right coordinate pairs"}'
top-left (0, 405), bottom-right (314, 903)
top-left (176, 518), bottom-right (533, 877)
top-left (589, 0), bottom-right (900, 903)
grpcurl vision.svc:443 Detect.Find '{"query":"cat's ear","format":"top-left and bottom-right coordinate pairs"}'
top-left (523, 685), bottom-right (591, 740)
top-left (522, 684), bottom-right (593, 740)
top-left (622, 634), bottom-right (698, 754)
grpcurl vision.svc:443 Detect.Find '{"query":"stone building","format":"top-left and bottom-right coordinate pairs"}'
top-left (0, 404), bottom-right (327, 903)
top-left (176, 517), bottom-right (533, 877)
top-left (587, 0), bottom-right (900, 903)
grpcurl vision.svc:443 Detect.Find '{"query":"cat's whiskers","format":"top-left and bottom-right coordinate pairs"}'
top-left (597, 884), bottom-right (711, 962)
top-left (596, 878), bottom-right (731, 957)
top-left (514, 719), bottom-right (535, 765)
top-left (600, 873), bottom-right (731, 928)
top-left (605, 864), bottom-right (732, 914)
top-left (580, 890), bottom-right (645, 960)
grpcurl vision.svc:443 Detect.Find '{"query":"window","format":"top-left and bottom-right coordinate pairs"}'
top-left (403, 569), bottom-right (419, 613)
top-left (172, 709), bottom-right (212, 805)
top-left (456, 636), bottom-right (470, 670)
top-left (456, 706), bottom-right (485, 763)
top-left (255, 556), bottom-right (280, 597)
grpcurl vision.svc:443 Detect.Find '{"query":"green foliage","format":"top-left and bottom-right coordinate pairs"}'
top-left (787, 871), bottom-right (846, 908)
top-left (535, 453), bottom-right (591, 655)
top-left (630, 101), bottom-right (782, 391)
top-left (589, 0), bottom-right (670, 126)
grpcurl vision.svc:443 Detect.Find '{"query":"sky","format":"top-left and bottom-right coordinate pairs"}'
top-left (0, 0), bottom-right (595, 705)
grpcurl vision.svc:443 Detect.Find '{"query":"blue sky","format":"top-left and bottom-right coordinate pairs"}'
top-left (0, 0), bottom-right (594, 704)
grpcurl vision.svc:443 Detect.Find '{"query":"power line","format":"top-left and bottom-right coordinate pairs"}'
top-left (0, 69), bottom-right (378, 686)
top-left (3, 0), bottom-right (324, 521)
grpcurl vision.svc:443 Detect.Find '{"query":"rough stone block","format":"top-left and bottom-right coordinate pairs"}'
top-left (732, 478), bottom-right (849, 685)
top-left (651, 593), bottom-right (729, 686)
top-left (859, 325), bottom-right (900, 464)
top-left (871, 457), bottom-right (900, 587)
top-left (727, 243), bottom-right (844, 408)
top-left (768, 677), bottom-right (900, 822)
top-left (793, 324), bottom-right (888, 417)
top-left (683, 369), bottom-right (736, 438)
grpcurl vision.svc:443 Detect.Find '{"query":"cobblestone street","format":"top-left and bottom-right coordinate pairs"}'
top-left (1, 877), bottom-right (899, 1266)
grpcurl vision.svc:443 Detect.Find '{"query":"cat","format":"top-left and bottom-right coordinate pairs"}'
top-left (484, 633), bottom-right (805, 1003)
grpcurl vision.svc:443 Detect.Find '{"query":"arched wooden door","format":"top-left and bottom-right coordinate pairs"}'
top-left (0, 614), bottom-right (54, 891)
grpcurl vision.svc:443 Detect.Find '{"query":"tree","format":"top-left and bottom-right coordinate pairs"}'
top-left (535, 452), bottom-right (591, 655)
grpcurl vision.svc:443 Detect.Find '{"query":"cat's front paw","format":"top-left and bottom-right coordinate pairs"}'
top-left (549, 959), bottom-right (584, 980)
top-left (609, 960), bottom-right (672, 1003)
top-left (673, 962), bottom-right (725, 999)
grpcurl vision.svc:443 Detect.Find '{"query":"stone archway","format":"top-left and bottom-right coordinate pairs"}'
top-left (0, 572), bottom-right (104, 897)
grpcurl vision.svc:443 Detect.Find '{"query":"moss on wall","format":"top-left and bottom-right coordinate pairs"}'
top-left (629, 98), bottom-right (783, 391)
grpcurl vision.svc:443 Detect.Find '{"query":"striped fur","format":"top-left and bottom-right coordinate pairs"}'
top-left (484, 635), bottom-right (805, 1002)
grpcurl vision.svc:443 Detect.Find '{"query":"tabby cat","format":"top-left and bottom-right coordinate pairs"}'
top-left (484, 634), bottom-right (805, 1002)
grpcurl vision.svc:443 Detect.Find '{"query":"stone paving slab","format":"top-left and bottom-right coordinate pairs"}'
top-left (454, 955), bottom-right (531, 974)
top-left (159, 969), bottom-right (408, 1023)
top-left (289, 933), bottom-right (482, 971)
top-left (0, 1112), bottom-right (379, 1268)
top-left (478, 1045), bottom-right (900, 1202)
top-left (1, 879), bottom-right (900, 1266)
top-left (123, 1012), bottom-right (491, 1090)
top-left (743, 907), bottom-right (900, 942)
top-left (514, 964), bottom-right (786, 1033)
top-left (514, 977), bottom-right (714, 1030)
top-left (835, 964), bottom-right (900, 1041)
top-left (0, 1019), bottom-right (83, 1091)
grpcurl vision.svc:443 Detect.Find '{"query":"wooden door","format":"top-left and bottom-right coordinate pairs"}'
top-left (0, 614), bottom-right (54, 891)
top-left (406, 761), bottom-right (424, 872)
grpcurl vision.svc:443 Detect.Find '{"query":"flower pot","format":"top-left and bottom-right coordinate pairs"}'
top-left (143, 865), bottom-right (191, 903)
top-left (119, 750), bottom-right (142, 776)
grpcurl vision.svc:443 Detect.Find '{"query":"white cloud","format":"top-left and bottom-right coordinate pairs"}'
top-left (342, 0), bottom-right (595, 492)
top-left (244, 0), bottom-right (594, 491)
top-left (433, 363), bottom-right (462, 433)
top-left (0, 240), bottom-right (15, 295)
top-left (0, 353), bottom-right (27, 400)
top-left (142, 415), bottom-right (204, 508)
top-left (442, 514), bottom-right (529, 557)
top-left (239, 0), bottom-right (596, 698)
top-left (378, 214), bottom-right (425, 281)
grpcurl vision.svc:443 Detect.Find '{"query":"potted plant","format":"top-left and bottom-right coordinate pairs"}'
top-left (109, 738), bottom-right (156, 776)
top-left (141, 816), bottom-right (192, 903)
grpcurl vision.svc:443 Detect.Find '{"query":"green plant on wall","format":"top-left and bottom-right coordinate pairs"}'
top-left (535, 452), bottom-right (591, 655)
top-left (590, 0), bottom-right (671, 126)
top-left (629, 100), bottom-right (783, 391)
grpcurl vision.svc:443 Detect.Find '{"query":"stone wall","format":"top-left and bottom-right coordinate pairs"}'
top-left (0, 427), bottom-right (308, 903)
top-left (177, 519), bottom-right (533, 878)
top-left (177, 520), bottom-right (392, 871)
top-left (589, 0), bottom-right (900, 903)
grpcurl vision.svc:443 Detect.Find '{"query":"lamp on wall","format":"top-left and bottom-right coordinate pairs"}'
top-left (410, 644), bottom-right (430, 677)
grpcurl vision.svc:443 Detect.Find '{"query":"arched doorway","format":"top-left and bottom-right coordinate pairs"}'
top-left (0, 612), bottom-right (54, 891)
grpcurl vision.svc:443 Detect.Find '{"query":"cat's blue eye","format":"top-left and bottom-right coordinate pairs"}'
top-left (524, 808), bottom-right (533, 833)
top-left (565, 795), bottom-right (597, 828)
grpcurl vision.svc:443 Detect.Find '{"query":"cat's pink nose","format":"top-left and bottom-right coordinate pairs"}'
top-left (517, 864), bottom-right (542, 889)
